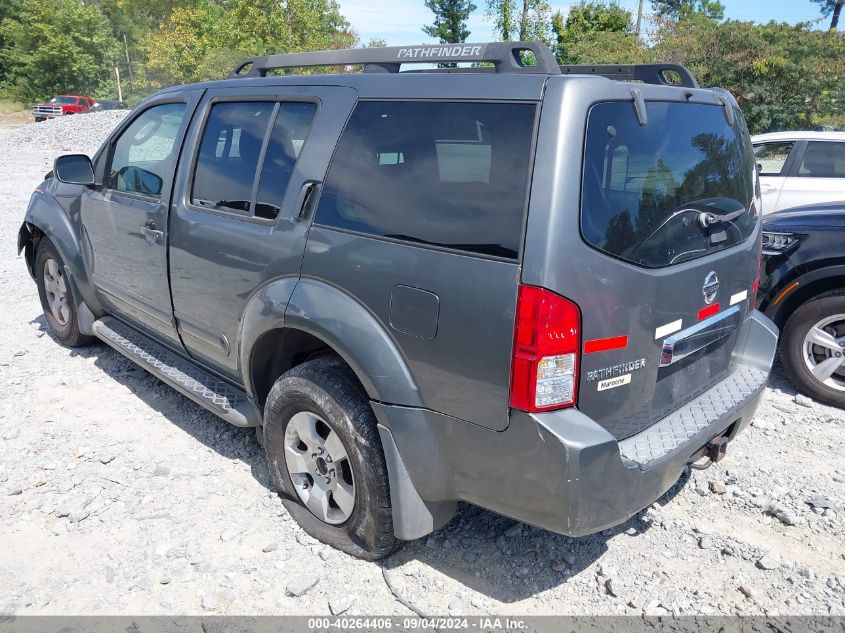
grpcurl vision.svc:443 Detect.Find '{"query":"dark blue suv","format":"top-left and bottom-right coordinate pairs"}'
top-left (758, 200), bottom-right (845, 408)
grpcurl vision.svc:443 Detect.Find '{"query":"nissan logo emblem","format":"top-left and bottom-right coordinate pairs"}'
top-left (702, 272), bottom-right (720, 305)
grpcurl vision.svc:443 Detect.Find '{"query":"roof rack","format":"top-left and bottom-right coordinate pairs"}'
top-left (229, 41), bottom-right (561, 78)
top-left (559, 64), bottom-right (699, 88)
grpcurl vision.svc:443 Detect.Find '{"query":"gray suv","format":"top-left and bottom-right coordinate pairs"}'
top-left (18, 42), bottom-right (778, 560)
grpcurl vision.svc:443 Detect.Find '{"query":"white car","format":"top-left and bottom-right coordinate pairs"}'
top-left (752, 131), bottom-right (845, 214)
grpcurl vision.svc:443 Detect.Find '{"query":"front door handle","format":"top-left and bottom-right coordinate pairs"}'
top-left (141, 219), bottom-right (164, 243)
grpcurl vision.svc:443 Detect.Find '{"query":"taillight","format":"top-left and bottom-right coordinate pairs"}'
top-left (510, 285), bottom-right (581, 412)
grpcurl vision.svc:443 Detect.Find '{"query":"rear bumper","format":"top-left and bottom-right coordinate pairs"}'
top-left (375, 310), bottom-right (778, 540)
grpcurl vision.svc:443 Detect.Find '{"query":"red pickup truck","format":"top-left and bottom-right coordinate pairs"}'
top-left (32, 95), bottom-right (95, 122)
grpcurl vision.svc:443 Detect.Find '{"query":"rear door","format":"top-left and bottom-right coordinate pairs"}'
top-left (300, 99), bottom-right (538, 431)
top-left (168, 85), bottom-right (356, 378)
top-left (753, 140), bottom-right (795, 213)
top-left (525, 79), bottom-right (761, 440)
top-left (777, 140), bottom-right (845, 212)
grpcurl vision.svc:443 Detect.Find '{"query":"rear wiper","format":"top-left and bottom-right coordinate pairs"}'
top-left (696, 207), bottom-right (745, 229)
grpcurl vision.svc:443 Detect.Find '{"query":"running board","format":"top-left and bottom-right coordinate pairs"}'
top-left (92, 317), bottom-right (260, 428)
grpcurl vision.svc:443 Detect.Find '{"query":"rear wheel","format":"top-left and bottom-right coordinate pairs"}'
top-left (781, 292), bottom-right (845, 408)
top-left (35, 239), bottom-right (94, 348)
top-left (262, 357), bottom-right (398, 560)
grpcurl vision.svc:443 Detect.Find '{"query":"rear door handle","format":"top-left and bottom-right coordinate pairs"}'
top-left (295, 181), bottom-right (322, 221)
top-left (141, 219), bottom-right (164, 243)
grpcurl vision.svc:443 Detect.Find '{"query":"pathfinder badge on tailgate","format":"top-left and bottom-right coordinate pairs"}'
top-left (586, 358), bottom-right (646, 383)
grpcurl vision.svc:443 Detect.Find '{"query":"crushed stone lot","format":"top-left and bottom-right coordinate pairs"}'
top-left (0, 112), bottom-right (843, 617)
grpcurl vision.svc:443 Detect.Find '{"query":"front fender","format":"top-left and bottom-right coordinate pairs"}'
top-left (285, 278), bottom-right (422, 408)
top-left (22, 188), bottom-right (100, 317)
top-left (24, 190), bottom-right (82, 275)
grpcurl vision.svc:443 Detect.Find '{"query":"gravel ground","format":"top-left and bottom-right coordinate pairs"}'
top-left (0, 112), bottom-right (844, 617)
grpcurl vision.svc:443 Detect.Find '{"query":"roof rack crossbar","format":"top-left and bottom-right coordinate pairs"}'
top-left (559, 64), bottom-right (699, 88)
top-left (230, 41), bottom-right (561, 78)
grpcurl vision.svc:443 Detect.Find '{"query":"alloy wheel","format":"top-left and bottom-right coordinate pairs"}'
top-left (283, 411), bottom-right (356, 525)
top-left (802, 314), bottom-right (845, 392)
top-left (43, 258), bottom-right (70, 326)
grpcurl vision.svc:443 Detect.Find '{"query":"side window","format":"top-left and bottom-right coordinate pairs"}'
top-left (314, 101), bottom-right (537, 259)
top-left (192, 102), bottom-right (274, 214)
top-left (797, 141), bottom-right (845, 178)
top-left (254, 102), bottom-right (317, 220)
top-left (753, 142), bottom-right (794, 176)
top-left (107, 102), bottom-right (186, 198)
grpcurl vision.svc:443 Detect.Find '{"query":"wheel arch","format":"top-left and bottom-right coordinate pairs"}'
top-left (22, 191), bottom-right (84, 282)
top-left (242, 279), bottom-right (433, 541)
top-left (240, 277), bottom-right (422, 410)
top-left (767, 265), bottom-right (845, 329)
top-left (20, 190), bottom-right (102, 325)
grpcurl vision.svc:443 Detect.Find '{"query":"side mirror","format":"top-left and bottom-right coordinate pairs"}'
top-left (54, 154), bottom-right (95, 185)
top-left (756, 163), bottom-right (763, 173)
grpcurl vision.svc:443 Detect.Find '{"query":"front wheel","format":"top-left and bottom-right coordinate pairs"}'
top-left (781, 292), bottom-right (845, 408)
top-left (262, 357), bottom-right (398, 560)
top-left (35, 239), bottom-right (94, 347)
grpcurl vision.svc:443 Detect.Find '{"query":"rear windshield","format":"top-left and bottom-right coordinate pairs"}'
top-left (581, 101), bottom-right (756, 268)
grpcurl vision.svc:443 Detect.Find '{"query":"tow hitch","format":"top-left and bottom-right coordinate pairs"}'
top-left (689, 436), bottom-right (728, 470)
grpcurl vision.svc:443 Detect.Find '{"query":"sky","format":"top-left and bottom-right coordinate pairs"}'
top-left (338, 0), bottom-right (829, 46)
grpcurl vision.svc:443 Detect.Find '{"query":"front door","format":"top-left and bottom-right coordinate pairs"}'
top-left (168, 85), bottom-right (357, 378)
top-left (82, 92), bottom-right (201, 345)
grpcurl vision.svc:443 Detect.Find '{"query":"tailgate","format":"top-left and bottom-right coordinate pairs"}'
top-left (523, 80), bottom-right (761, 440)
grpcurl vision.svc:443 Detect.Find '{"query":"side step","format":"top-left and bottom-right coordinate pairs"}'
top-left (93, 317), bottom-right (261, 428)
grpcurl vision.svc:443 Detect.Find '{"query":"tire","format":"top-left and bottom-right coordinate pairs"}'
top-left (263, 357), bottom-right (398, 560)
top-left (781, 291), bottom-right (845, 408)
top-left (34, 117), bottom-right (45, 123)
top-left (35, 239), bottom-right (95, 348)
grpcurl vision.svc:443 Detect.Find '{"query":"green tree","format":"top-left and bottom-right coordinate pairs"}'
top-left (0, 0), bottom-right (22, 85)
top-left (486, 0), bottom-right (551, 42)
top-left (654, 19), bottom-right (845, 132)
top-left (0, 0), bottom-right (119, 102)
top-left (144, 0), bottom-right (354, 85)
top-left (812, 0), bottom-right (843, 30)
top-left (652, 0), bottom-right (725, 21)
top-left (423, 0), bottom-right (476, 43)
top-left (552, 2), bottom-right (645, 64)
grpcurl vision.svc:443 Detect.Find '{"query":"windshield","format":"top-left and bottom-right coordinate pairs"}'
top-left (581, 101), bottom-right (756, 268)
top-left (50, 96), bottom-right (78, 104)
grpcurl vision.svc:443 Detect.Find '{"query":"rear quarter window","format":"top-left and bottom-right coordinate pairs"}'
top-left (314, 100), bottom-right (537, 259)
top-left (797, 141), bottom-right (845, 178)
top-left (581, 101), bottom-right (757, 268)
